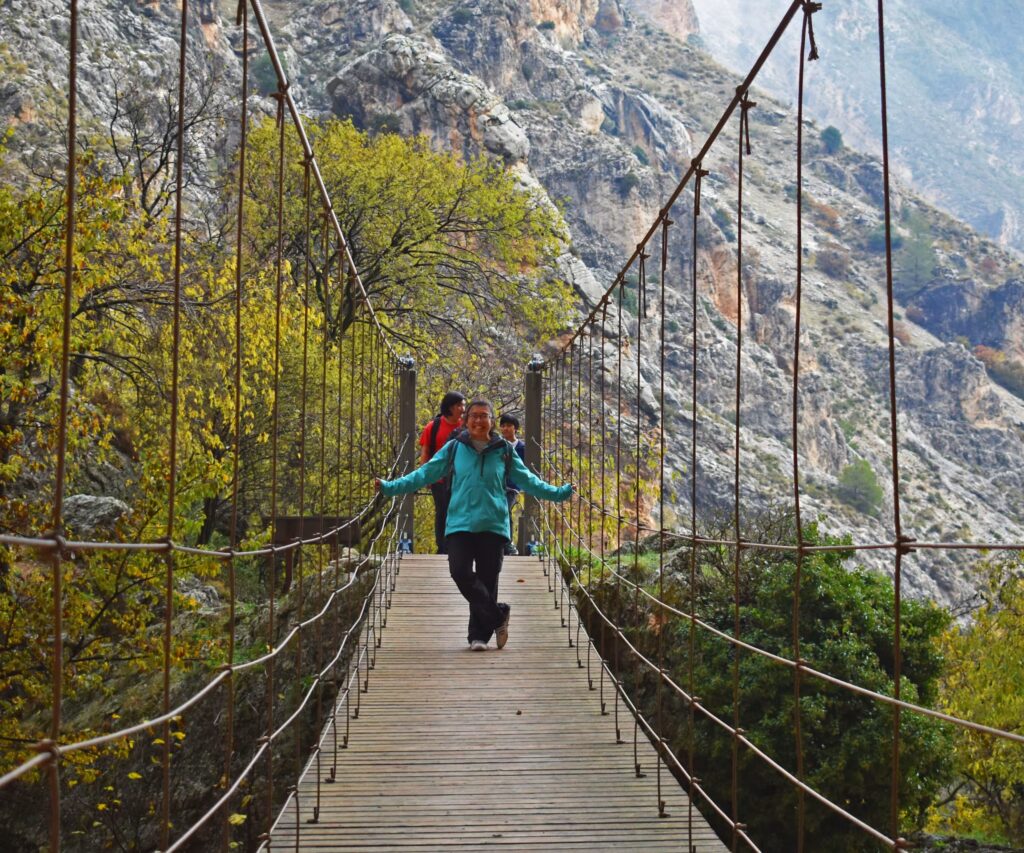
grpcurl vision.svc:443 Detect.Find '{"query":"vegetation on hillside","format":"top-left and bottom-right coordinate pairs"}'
top-left (0, 111), bottom-right (569, 846)
top-left (569, 516), bottom-right (952, 851)
top-left (561, 510), bottom-right (1024, 850)
top-left (929, 552), bottom-right (1024, 846)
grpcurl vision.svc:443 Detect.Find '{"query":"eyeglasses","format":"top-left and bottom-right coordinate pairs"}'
top-left (467, 413), bottom-right (492, 421)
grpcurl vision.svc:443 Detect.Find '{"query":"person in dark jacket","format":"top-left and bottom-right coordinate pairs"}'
top-left (376, 399), bottom-right (572, 651)
top-left (499, 413), bottom-right (526, 555)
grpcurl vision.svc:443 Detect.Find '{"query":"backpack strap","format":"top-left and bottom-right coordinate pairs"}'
top-left (427, 415), bottom-right (443, 457)
top-left (503, 440), bottom-right (514, 485)
top-left (443, 439), bottom-right (459, 490)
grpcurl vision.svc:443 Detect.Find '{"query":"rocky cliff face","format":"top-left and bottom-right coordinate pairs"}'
top-left (686, 0), bottom-right (1024, 254)
top-left (4, 0), bottom-right (1024, 607)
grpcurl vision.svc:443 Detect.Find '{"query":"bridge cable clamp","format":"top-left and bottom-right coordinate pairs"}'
top-left (896, 534), bottom-right (917, 556)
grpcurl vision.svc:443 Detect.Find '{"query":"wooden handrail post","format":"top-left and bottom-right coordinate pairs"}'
top-left (398, 357), bottom-right (417, 551)
top-left (520, 358), bottom-right (544, 553)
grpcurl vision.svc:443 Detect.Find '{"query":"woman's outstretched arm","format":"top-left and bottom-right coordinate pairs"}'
top-left (507, 452), bottom-right (573, 502)
top-left (376, 442), bottom-right (454, 496)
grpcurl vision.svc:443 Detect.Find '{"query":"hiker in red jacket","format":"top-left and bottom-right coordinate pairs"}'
top-left (419, 392), bottom-right (466, 554)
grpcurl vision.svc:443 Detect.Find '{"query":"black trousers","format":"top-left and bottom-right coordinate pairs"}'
top-left (446, 532), bottom-right (508, 644)
top-left (429, 481), bottom-right (450, 554)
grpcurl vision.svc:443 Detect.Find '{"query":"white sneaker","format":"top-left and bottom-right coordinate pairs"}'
top-left (470, 640), bottom-right (487, 651)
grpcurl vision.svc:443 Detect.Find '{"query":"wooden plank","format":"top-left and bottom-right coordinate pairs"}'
top-left (271, 555), bottom-right (726, 851)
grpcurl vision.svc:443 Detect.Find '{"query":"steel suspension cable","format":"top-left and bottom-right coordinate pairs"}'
top-left (632, 250), bottom-right (646, 781)
top-left (874, 0), bottom-right (907, 843)
top-left (656, 213), bottom-right (671, 820)
top-left (262, 80), bottom-right (288, 848)
top-left (160, 0), bottom-right (190, 844)
top-left (223, 4), bottom-right (250, 844)
top-left (791, 6), bottom-right (819, 845)
top-left (689, 163), bottom-right (708, 851)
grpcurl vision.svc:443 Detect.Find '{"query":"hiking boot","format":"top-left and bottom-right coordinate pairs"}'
top-left (505, 544), bottom-right (519, 556)
top-left (495, 607), bottom-right (511, 650)
top-left (470, 640), bottom-right (487, 651)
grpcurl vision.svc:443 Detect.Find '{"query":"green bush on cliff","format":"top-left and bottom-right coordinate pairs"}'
top-left (574, 517), bottom-right (953, 852)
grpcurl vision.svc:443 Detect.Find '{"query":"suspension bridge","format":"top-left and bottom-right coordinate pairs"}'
top-left (1, 0), bottom-right (1023, 851)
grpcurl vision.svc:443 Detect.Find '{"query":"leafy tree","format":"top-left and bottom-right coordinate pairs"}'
top-left (821, 125), bottom-right (844, 154)
top-left (932, 553), bottom-right (1024, 844)
top-left (575, 515), bottom-right (953, 852)
top-left (894, 207), bottom-right (938, 300)
top-left (242, 118), bottom-right (572, 366)
top-left (838, 459), bottom-right (884, 517)
top-left (0, 107), bottom-right (572, 782)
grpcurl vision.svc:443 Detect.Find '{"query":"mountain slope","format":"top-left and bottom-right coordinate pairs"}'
top-left (687, 0), bottom-right (1024, 253)
top-left (3, 0), bottom-right (1024, 607)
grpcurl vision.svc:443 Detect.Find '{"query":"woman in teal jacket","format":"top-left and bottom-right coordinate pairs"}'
top-left (376, 398), bottom-right (572, 651)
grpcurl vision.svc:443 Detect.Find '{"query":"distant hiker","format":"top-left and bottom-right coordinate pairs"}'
top-left (420, 391), bottom-right (466, 554)
top-left (376, 398), bottom-right (572, 651)
top-left (499, 413), bottom-right (527, 555)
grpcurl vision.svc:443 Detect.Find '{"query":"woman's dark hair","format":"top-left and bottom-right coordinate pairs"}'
top-left (439, 391), bottom-right (466, 417)
top-left (465, 398), bottom-right (499, 439)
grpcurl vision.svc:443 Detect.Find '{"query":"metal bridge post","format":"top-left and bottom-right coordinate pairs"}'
top-left (398, 357), bottom-right (417, 550)
top-left (519, 358), bottom-right (544, 553)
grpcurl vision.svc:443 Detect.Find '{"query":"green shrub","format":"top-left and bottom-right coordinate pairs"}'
top-left (817, 247), bottom-right (851, 278)
top-left (837, 459), bottom-right (883, 516)
top-left (866, 226), bottom-right (904, 253)
top-left (616, 172), bottom-right (640, 197)
top-left (711, 206), bottom-right (736, 242)
top-left (369, 113), bottom-right (402, 135)
top-left (821, 125), bottom-right (844, 154)
top-left (252, 52), bottom-right (286, 97)
top-left (574, 518), bottom-right (953, 852)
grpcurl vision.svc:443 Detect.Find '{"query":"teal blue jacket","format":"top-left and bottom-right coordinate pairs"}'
top-left (380, 432), bottom-right (572, 540)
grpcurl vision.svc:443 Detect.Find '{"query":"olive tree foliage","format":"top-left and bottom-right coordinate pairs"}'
top-left (930, 552), bottom-right (1024, 845)
top-left (242, 118), bottom-right (575, 396)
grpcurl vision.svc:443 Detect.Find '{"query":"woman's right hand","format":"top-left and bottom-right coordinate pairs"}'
top-left (374, 478), bottom-right (382, 493)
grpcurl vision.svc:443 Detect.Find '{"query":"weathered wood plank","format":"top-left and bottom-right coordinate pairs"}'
top-left (270, 555), bottom-right (726, 851)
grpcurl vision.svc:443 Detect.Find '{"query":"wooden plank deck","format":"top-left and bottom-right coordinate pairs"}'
top-left (271, 554), bottom-right (726, 851)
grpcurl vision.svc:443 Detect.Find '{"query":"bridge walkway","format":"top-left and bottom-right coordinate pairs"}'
top-left (271, 554), bottom-right (726, 851)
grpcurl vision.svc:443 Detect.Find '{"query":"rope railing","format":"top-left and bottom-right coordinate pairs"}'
top-left (0, 1), bottom-right (410, 850)
top-left (530, 1), bottom-right (1024, 850)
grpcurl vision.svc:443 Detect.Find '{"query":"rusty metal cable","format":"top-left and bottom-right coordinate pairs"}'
top-left (1, 5), bottom-right (406, 848)
top-left (873, 0), bottom-right (906, 842)
top-left (791, 6), bottom-right (819, 844)
top-left (615, 278), bottom-right (625, 745)
top-left (656, 214), bottom-right (670, 819)
top-left (44, 0), bottom-right (81, 846)
top-left (598, 301), bottom-right (609, 716)
top-left (632, 251), bottom-right (646, 780)
top-left (689, 164), bottom-right (706, 851)
top-left (262, 82), bottom-right (288, 847)
top-left (312, 202), bottom-right (331, 826)
top-left (730, 89), bottom-right (755, 851)
top-left (223, 4), bottom-right (249, 845)
top-left (292, 156), bottom-right (313, 804)
top-left (160, 0), bottom-right (191, 844)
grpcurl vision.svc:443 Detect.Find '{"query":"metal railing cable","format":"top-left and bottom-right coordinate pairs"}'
top-left (0, 1), bottom-right (409, 850)
top-left (529, 1), bottom-right (1024, 850)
